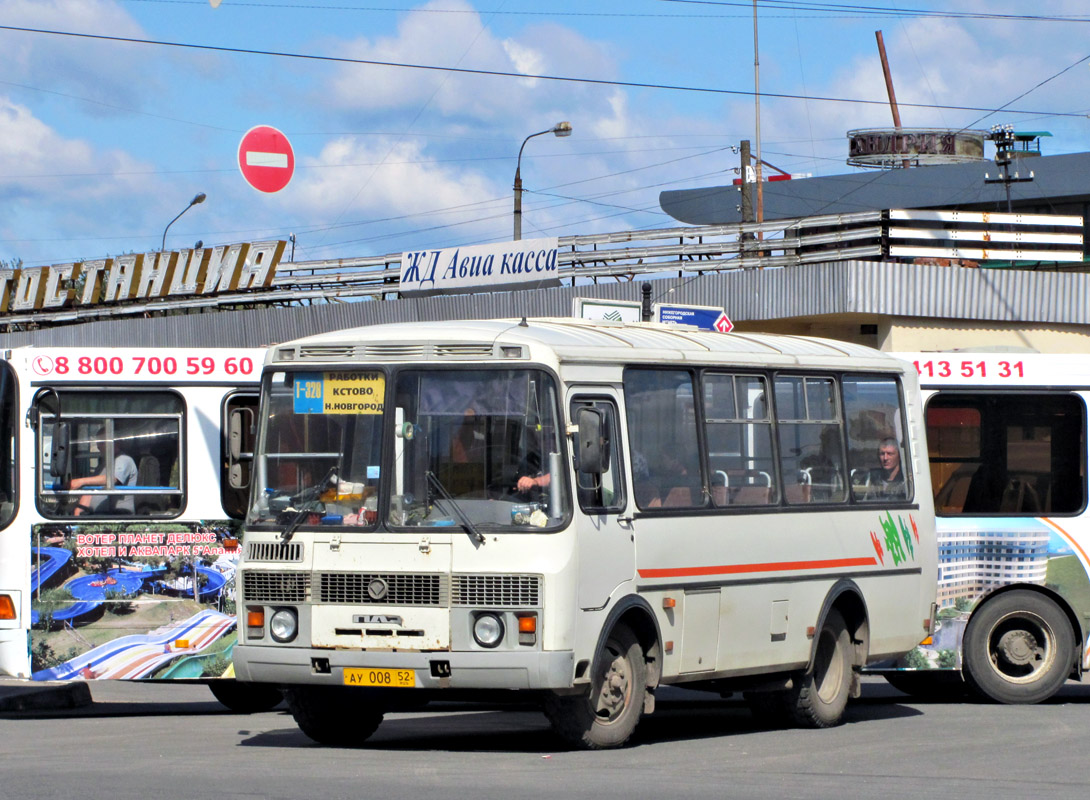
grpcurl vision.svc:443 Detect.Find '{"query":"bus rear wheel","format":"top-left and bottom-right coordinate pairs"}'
top-left (285, 686), bottom-right (385, 746)
top-left (787, 608), bottom-right (853, 728)
top-left (962, 591), bottom-right (1074, 704)
top-left (544, 624), bottom-right (647, 749)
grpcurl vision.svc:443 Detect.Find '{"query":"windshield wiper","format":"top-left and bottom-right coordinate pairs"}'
top-left (426, 471), bottom-right (485, 545)
top-left (280, 467), bottom-right (337, 543)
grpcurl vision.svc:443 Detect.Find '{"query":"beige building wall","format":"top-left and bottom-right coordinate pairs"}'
top-left (734, 314), bottom-right (1090, 354)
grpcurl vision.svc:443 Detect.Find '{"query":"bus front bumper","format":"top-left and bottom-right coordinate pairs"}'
top-left (233, 645), bottom-right (575, 691)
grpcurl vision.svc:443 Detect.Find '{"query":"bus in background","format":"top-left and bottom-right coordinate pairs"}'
top-left (879, 352), bottom-right (1090, 704)
top-left (233, 318), bottom-right (937, 748)
top-left (0, 347), bottom-right (279, 712)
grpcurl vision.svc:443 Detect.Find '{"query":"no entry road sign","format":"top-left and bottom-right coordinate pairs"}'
top-left (238, 125), bottom-right (295, 193)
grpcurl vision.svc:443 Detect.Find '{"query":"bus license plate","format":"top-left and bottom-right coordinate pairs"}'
top-left (343, 668), bottom-right (415, 688)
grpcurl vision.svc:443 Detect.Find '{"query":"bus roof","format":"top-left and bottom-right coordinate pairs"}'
top-left (270, 318), bottom-right (904, 371)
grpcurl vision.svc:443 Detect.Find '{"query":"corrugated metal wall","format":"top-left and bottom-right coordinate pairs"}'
top-left (0, 260), bottom-right (1086, 348)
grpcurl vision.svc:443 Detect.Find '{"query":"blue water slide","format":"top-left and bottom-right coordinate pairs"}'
top-left (32, 608), bottom-right (235, 681)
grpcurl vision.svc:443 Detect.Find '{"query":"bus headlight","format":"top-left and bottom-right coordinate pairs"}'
top-left (472, 613), bottom-right (505, 648)
top-left (269, 608), bottom-right (298, 643)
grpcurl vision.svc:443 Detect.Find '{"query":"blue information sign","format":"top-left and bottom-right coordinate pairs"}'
top-left (654, 304), bottom-right (729, 331)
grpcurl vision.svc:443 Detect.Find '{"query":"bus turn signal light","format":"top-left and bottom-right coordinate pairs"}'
top-left (247, 608), bottom-right (265, 628)
top-left (517, 614), bottom-right (537, 646)
top-left (0, 594), bottom-right (14, 620)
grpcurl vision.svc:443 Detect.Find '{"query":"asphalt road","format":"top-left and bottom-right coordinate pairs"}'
top-left (3, 678), bottom-right (1089, 800)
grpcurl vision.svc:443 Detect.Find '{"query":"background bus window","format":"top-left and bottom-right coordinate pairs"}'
top-left (703, 373), bottom-right (775, 507)
top-left (927, 393), bottom-right (1085, 515)
top-left (570, 398), bottom-right (625, 513)
top-left (774, 376), bottom-right (847, 504)
top-left (37, 391), bottom-right (184, 518)
top-left (843, 376), bottom-right (912, 503)
top-left (624, 369), bottom-right (704, 510)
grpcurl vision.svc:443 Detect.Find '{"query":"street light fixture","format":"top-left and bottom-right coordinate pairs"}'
top-left (513, 122), bottom-right (571, 241)
top-left (161, 192), bottom-right (207, 252)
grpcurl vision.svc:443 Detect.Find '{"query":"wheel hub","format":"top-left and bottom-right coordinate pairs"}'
top-left (996, 629), bottom-right (1040, 667)
top-left (595, 654), bottom-right (630, 720)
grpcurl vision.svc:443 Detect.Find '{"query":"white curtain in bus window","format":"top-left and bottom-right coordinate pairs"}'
top-left (926, 393), bottom-right (1084, 515)
top-left (842, 376), bottom-right (912, 503)
top-left (624, 369), bottom-right (704, 510)
top-left (702, 373), bottom-right (775, 507)
top-left (774, 376), bottom-right (847, 504)
top-left (37, 391), bottom-right (184, 518)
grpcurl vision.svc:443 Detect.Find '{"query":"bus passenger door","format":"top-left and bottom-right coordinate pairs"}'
top-left (569, 394), bottom-right (635, 609)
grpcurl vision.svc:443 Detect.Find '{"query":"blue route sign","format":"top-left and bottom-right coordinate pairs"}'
top-left (654, 303), bottom-right (733, 332)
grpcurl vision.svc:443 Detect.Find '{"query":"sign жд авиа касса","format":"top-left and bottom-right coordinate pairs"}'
top-left (400, 237), bottom-right (560, 296)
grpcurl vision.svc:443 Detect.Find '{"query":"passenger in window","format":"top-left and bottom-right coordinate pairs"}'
top-left (867, 438), bottom-right (906, 500)
top-left (647, 452), bottom-right (697, 508)
top-left (70, 427), bottom-right (138, 515)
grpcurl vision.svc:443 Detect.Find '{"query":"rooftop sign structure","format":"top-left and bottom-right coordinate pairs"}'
top-left (0, 210), bottom-right (1083, 330)
top-left (847, 128), bottom-right (986, 169)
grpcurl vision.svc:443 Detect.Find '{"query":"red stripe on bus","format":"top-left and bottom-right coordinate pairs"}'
top-left (638, 556), bottom-right (878, 579)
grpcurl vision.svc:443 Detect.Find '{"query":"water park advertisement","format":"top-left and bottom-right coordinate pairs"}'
top-left (29, 520), bottom-right (241, 682)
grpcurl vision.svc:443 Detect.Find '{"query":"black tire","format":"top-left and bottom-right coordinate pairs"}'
top-left (544, 625), bottom-right (647, 749)
top-left (962, 591), bottom-right (1075, 704)
top-left (787, 608), bottom-right (853, 728)
top-left (208, 680), bottom-right (284, 713)
top-left (285, 686), bottom-right (385, 746)
top-left (883, 670), bottom-right (966, 700)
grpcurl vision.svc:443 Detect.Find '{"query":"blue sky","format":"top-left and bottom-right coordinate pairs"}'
top-left (1, 0), bottom-right (1089, 268)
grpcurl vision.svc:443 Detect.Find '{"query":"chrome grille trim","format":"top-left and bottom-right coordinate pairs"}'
top-left (246, 541), bottom-right (303, 563)
top-left (241, 571), bottom-right (311, 603)
top-left (452, 574), bottom-right (541, 607)
top-left (318, 572), bottom-right (449, 606)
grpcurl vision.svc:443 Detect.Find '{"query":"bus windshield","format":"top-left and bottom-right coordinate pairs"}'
top-left (249, 370), bottom-right (386, 528)
top-left (248, 367), bottom-right (569, 532)
top-left (392, 368), bottom-right (568, 531)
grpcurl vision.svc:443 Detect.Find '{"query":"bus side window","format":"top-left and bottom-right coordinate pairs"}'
top-left (843, 375), bottom-right (912, 504)
top-left (624, 369), bottom-right (704, 511)
top-left (773, 376), bottom-right (847, 504)
top-left (703, 373), bottom-right (776, 507)
top-left (927, 393), bottom-right (1084, 515)
top-left (570, 397), bottom-right (625, 513)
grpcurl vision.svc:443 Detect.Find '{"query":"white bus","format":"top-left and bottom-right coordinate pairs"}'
top-left (0, 347), bottom-right (280, 711)
top-left (233, 318), bottom-right (937, 748)
top-left (877, 352), bottom-right (1090, 704)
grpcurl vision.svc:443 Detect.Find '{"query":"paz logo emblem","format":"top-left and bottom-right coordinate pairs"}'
top-left (367, 578), bottom-right (389, 601)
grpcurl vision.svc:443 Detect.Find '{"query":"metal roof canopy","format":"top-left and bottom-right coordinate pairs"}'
top-left (659, 150), bottom-right (1090, 226)
top-left (4, 257), bottom-right (1090, 349)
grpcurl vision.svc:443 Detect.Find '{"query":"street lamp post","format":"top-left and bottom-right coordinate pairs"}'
top-left (513, 122), bottom-right (571, 241)
top-left (161, 192), bottom-right (207, 252)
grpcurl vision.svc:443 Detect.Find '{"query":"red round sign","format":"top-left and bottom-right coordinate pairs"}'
top-left (238, 125), bottom-right (295, 193)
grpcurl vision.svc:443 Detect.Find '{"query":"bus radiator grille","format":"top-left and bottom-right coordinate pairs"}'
top-left (318, 572), bottom-right (449, 606)
top-left (241, 571), bottom-right (311, 603)
top-left (452, 575), bottom-right (541, 608)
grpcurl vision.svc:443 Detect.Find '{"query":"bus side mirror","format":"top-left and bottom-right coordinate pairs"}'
top-left (50, 422), bottom-right (71, 480)
top-left (574, 407), bottom-right (609, 474)
top-left (228, 408), bottom-right (253, 489)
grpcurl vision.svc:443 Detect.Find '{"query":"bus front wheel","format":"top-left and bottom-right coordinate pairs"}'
top-left (544, 624), bottom-right (647, 749)
top-left (286, 686), bottom-right (385, 746)
top-left (787, 608), bottom-right (853, 728)
top-left (962, 591), bottom-right (1074, 704)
